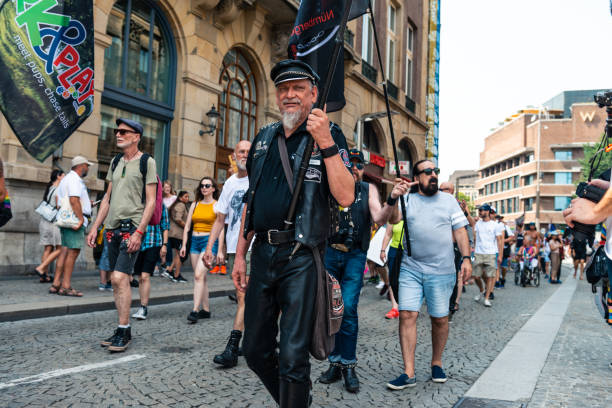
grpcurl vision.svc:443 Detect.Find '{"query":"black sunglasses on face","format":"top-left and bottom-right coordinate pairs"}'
top-left (416, 167), bottom-right (440, 176)
top-left (113, 128), bottom-right (136, 136)
top-left (350, 162), bottom-right (364, 170)
top-left (201, 183), bottom-right (213, 189)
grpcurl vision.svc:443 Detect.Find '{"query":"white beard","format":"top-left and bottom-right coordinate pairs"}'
top-left (281, 110), bottom-right (303, 130)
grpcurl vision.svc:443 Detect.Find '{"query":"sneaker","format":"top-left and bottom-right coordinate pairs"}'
top-left (130, 279), bottom-right (139, 288)
top-left (494, 281), bottom-right (500, 288)
top-left (484, 298), bottom-right (492, 307)
top-left (228, 293), bottom-right (237, 303)
top-left (98, 283), bottom-right (107, 291)
top-left (385, 308), bottom-right (399, 319)
top-left (101, 328), bottom-right (120, 347)
top-left (105, 283), bottom-right (113, 292)
top-left (474, 293), bottom-right (482, 302)
top-left (387, 373), bottom-right (416, 390)
top-left (431, 365), bottom-right (447, 383)
top-left (489, 292), bottom-right (495, 300)
top-left (187, 311), bottom-right (199, 324)
top-left (132, 306), bottom-right (148, 320)
top-left (174, 274), bottom-right (188, 283)
top-left (219, 265), bottom-right (227, 275)
top-left (379, 284), bottom-right (390, 297)
top-left (161, 270), bottom-right (175, 281)
top-left (210, 265), bottom-right (220, 274)
top-left (108, 327), bottom-right (131, 352)
top-left (375, 281), bottom-right (385, 290)
top-left (198, 309), bottom-right (211, 319)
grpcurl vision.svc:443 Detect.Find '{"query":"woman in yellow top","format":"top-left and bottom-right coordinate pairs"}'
top-left (380, 221), bottom-right (403, 319)
top-left (180, 176), bottom-right (225, 323)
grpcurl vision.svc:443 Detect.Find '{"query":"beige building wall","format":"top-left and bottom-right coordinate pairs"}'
top-left (0, 0), bottom-right (429, 273)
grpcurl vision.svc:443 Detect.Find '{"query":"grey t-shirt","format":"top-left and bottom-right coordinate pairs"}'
top-left (401, 192), bottom-right (468, 275)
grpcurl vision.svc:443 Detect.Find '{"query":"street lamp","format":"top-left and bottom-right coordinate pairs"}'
top-left (199, 105), bottom-right (220, 136)
top-left (355, 110), bottom-right (399, 150)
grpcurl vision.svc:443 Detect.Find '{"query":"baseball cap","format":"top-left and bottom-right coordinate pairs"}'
top-left (71, 155), bottom-right (93, 167)
top-left (348, 149), bottom-right (365, 163)
top-left (116, 118), bottom-right (143, 135)
top-left (478, 204), bottom-right (491, 211)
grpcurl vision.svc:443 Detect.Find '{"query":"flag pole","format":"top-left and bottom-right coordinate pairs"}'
top-left (366, 0), bottom-right (411, 255)
top-left (283, 0), bottom-right (354, 231)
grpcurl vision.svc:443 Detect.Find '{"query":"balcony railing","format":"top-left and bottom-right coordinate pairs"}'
top-left (361, 61), bottom-right (377, 83)
top-left (387, 81), bottom-right (398, 100)
top-left (344, 29), bottom-right (354, 48)
top-left (405, 95), bottom-right (416, 113)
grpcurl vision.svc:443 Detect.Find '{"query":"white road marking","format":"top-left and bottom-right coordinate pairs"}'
top-left (0, 354), bottom-right (145, 390)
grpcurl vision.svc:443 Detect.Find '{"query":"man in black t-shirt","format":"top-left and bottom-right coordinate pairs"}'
top-left (571, 238), bottom-right (587, 280)
top-left (233, 60), bottom-right (356, 407)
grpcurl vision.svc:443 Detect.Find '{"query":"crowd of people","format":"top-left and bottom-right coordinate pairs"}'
top-left (0, 58), bottom-right (601, 407)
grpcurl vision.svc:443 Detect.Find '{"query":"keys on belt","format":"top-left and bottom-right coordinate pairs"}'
top-left (330, 243), bottom-right (350, 253)
top-left (264, 229), bottom-right (295, 245)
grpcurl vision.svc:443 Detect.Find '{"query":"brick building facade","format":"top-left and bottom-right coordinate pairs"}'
top-left (0, 0), bottom-right (431, 273)
top-left (475, 92), bottom-right (607, 228)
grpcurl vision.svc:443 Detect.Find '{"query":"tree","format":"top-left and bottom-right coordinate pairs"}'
top-left (579, 132), bottom-right (612, 182)
top-left (457, 191), bottom-right (475, 215)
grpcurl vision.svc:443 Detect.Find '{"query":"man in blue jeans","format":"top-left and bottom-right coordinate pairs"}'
top-left (318, 149), bottom-right (405, 393)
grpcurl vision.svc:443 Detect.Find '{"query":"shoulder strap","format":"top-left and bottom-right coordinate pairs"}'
top-left (277, 133), bottom-right (294, 194)
top-left (110, 153), bottom-right (124, 172)
top-left (139, 153), bottom-right (151, 204)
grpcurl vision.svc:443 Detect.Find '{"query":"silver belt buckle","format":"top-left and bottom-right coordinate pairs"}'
top-left (267, 229), bottom-right (279, 245)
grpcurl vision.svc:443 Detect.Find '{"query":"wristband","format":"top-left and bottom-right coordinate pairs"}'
top-left (386, 195), bottom-right (398, 206)
top-left (462, 256), bottom-right (471, 262)
top-left (134, 229), bottom-right (144, 236)
top-left (320, 144), bottom-right (339, 158)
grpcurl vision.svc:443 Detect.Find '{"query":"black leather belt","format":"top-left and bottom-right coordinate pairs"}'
top-left (258, 229), bottom-right (296, 245)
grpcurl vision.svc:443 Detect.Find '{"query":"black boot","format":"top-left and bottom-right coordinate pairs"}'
top-left (213, 330), bottom-right (242, 368)
top-left (341, 363), bottom-right (360, 393)
top-left (279, 379), bottom-right (311, 408)
top-left (318, 362), bottom-right (342, 384)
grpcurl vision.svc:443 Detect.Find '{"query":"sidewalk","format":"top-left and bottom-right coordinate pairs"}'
top-left (0, 270), bottom-right (235, 322)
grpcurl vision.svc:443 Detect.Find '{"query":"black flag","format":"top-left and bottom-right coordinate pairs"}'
top-left (0, 0), bottom-right (95, 161)
top-left (288, 0), bottom-right (368, 112)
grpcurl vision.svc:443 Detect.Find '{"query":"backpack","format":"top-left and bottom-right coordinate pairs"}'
top-left (110, 153), bottom-right (163, 226)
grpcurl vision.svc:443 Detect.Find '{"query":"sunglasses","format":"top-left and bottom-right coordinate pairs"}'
top-left (416, 167), bottom-right (440, 176)
top-left (114, 128), bottom-right (136, 136)
top-left (350, 162), bottom-right (364, 170)
top-left (200, 183), bottom-right (213, 189)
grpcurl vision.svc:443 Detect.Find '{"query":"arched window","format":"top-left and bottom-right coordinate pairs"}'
top-left (218, 49), bottom-right (258, 148)
top-left (98, 0), bottom-right (176, 179)
top-left (363, 121), bottom-right (381, 153)
top-left (215, 48), bottom-right (258, 183)
top-left (398, 138), bottom-right (413, 176)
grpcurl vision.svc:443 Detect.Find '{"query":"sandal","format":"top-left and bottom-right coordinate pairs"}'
top-left (49, 284), bottom-right (60, 294)
top-left (39, 274), bottom-right (52, 283)
top-left (58, 287), bottom-right (83, 297)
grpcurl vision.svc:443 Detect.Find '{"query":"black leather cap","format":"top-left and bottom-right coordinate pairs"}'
top-left (270, 59), bottom-right (320, 86)
top-left (116, 118), bottom-right (143, 135)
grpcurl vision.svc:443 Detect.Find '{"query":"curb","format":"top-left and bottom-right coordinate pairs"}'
top-left (0, 288), bottom-right (235, 323)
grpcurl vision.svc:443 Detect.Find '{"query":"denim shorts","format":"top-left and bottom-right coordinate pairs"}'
top-left (99, 238), bottom-right (110, 271)
top-left (190, 234), bottom-right (218, 254)
top-left (398, 268), bottom-right (456, 318)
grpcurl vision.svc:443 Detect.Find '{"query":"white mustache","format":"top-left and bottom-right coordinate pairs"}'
top-left (282, 98), bottom-right (301, 105)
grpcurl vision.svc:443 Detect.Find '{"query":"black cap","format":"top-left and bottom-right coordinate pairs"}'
top-left (270, 59), bottom-right (320, 86)
top-left (116, 118), bottom-right (143, 135)
top-left (348, 149), bottom-right (364, 163)
top-left (478, 203), bottom-right (491, 211)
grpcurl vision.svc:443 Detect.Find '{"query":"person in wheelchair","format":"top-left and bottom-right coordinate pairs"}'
top-left (519, 238), bottom-right (538, 284)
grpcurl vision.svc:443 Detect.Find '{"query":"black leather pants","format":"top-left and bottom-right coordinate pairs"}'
top-left (243, 239), bottom-right (317, 406)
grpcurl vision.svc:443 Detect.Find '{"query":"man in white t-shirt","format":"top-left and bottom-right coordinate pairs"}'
top-left (52, 156), bottom-right (92, 297)
top-left (472, 204), bottom-right (503, 307)
top-left (204, 140), bottom-right (251, 368)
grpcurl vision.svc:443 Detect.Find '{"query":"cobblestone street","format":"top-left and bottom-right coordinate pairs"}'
top-left (3, 266), bottom-right (607, 407)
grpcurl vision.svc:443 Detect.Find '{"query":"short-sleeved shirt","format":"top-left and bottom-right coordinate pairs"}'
top-left (141, 205), bottom-right (169, 251)
top-left (214, 174), bottom-right (249, 253)
top-left (400, 192), bottom-right (468, 275)
top-left (57, 170), bottom-right (91, 227)
top-left (105, 155), bottom-right (157, 229)
top-left (246, 120), bottom-right (350, 232)
top-left (475, 220), bottom-right (503, 255)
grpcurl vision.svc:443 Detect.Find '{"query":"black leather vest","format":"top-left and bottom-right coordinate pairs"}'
top-left (244, 121), bottom-right (343, 248)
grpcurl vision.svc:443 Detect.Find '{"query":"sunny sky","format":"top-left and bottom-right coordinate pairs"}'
top-left (438, 0), bottom-right (612, 181)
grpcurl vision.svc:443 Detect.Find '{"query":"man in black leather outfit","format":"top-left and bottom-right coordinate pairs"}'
top-left (231, 59), bottom-right (355, 407)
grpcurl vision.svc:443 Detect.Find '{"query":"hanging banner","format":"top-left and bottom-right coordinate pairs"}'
top-left (0, 0), bottom-right (95, 162)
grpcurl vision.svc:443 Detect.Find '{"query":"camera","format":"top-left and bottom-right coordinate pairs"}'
top-left (572, 182), bottom-right (607, 242)
top-left (594, 91), bottom-right (612, 108)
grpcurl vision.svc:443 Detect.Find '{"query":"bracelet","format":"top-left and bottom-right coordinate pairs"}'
top-left (320, 144), bottom-right (339, 159)
top-left (134, 229), bottom-right (144, 236)
top-left (386, 195), bottom-right (398, 206)
top-left (462, 256), bottom-right (471, 262)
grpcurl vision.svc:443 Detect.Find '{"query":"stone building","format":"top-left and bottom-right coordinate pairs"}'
top-left (0, 0), bottom-right (430, 273)
top-left (474, 90), bottom-right (607, 228)
top-left (448, 169), bottom-right (478, 203)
